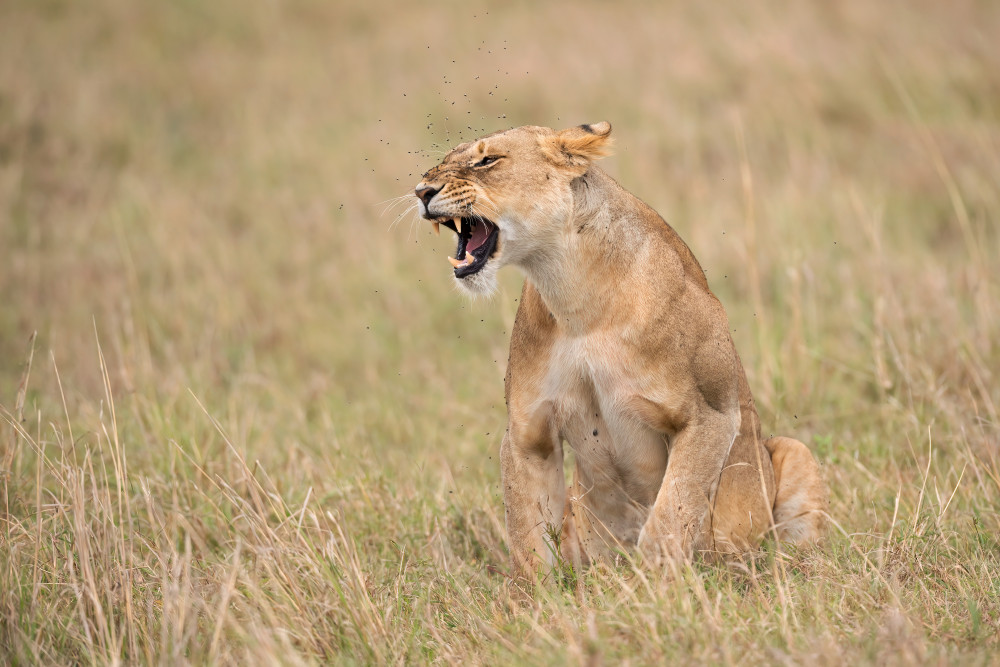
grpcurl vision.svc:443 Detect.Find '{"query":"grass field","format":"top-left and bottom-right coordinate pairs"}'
top-left (2, 0), bottom-right (999, 663)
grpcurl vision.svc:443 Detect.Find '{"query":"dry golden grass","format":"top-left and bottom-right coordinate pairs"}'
top-left (1, 0), bottom-right (998, 663)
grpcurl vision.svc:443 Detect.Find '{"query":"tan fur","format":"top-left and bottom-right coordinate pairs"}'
top-left (414, 123), bottom-right (829, 575)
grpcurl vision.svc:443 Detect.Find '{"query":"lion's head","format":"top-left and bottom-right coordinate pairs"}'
top-left (414, 122), bottom-right (613, 296)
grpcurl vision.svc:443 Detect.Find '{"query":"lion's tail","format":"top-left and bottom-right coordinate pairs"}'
top-left (764, 436), bottom-right (829, 545)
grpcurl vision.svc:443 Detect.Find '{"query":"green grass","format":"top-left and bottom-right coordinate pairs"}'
top-left (1, 0), bottom-right (999, 663)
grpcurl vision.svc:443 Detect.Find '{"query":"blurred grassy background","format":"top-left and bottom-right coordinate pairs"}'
top-left (1, 0), bottom-right (998, 663)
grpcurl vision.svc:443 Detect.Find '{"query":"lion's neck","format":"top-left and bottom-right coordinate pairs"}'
top-left (518, 168), bottom-right (648, 334)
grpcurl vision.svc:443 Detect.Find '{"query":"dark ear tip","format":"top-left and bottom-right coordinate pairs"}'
top-left (581, 121), bottom-right (612, 136)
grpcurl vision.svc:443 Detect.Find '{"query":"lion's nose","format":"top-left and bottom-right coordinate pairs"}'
top-left (415, 184), bottom-right (440, 208)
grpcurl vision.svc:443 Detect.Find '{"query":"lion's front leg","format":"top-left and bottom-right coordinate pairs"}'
top-left (500, 420), bottom-right (565, 577)
top-left (637, 408), bottom-right (739, 565)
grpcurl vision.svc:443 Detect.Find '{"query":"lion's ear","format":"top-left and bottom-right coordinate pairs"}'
top-left (539, 122), bottom-right (614, 174)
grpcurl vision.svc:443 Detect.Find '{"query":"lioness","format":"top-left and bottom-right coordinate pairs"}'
top-left (414, 122), bottom-right (828, 574)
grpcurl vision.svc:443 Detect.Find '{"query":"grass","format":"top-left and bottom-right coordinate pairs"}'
top-left (1, 0), bottom-right (999, 663)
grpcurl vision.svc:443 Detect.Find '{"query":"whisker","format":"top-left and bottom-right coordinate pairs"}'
top-left (395, 204), bottom-right (421, 232)
top-left (377, 193), bottom-right (414, 208)
top-left (377, 193), bottom-right (417, 218)
top-left (472, 200), bottom-right (501, 221)
top-left (388, 201), bottom-right (420, 232)
top-left (475, 196), bottom-right (500, 215)
top-left (408, 210), bottom-right (426, 242)
top-left (376, 190), bottom-right (413, 204)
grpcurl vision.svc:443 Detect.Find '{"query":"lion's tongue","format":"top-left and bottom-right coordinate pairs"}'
top-left (466, 220), bottom-right (490, 255)
top-left (447, 219), bottom-right (492, 269)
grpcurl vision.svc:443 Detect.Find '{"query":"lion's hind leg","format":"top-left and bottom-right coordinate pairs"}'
top-left (764, 436), bottom-right (829, 545)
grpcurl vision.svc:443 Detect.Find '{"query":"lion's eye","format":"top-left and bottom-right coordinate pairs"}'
top-left (474, 155), bottom-right (500, 168)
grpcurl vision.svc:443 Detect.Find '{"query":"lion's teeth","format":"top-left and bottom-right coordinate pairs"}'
top-left (432, 221), bottom-right (440, 236)
top-left (448, 256), bottom-right (462, 268)
top-left (465, 253), bottom-right (475, 265)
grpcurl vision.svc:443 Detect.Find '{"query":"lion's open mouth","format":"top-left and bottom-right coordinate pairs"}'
top-left (434, 217), bottom-right (500, 278)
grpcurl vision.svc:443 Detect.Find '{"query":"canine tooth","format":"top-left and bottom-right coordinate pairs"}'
top-left (465, 253), bottom-right (476, 265)
top-left (432, 221), bottom-right (440, 236)
top-left (448, 256), bottom-right (462, 268)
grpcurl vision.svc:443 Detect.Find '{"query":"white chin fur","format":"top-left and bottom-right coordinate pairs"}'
top-left (454, 258), bottom-right (500, 298)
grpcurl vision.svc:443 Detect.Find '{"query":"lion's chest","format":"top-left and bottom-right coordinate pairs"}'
top-left (543, 335), bottom-right (669, 510)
